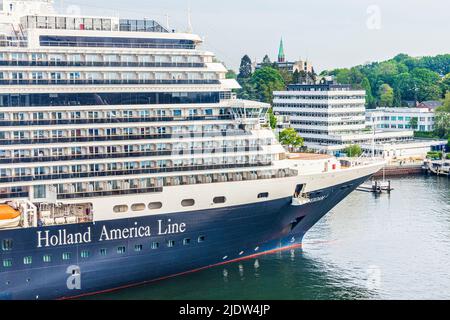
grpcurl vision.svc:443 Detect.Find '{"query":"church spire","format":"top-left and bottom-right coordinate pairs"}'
top-left (278, 38), bottom-right (285, 63)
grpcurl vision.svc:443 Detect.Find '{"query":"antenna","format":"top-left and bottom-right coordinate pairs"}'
top-left (187, 2), bottom-right (193, 33)
top-left (165, 14), bottom-right (170, 30)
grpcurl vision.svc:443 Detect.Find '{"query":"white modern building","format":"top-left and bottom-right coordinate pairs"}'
top-left (366, 107), bottom-right (436, 132)
top-left (273, 82), bottom-right (446, 158)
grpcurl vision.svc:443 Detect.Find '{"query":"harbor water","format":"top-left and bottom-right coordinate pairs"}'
top-left (88, 175), bottom-right (450, 300)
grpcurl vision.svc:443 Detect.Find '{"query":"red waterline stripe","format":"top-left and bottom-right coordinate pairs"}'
top-left (59, 243), bottom-right (303, 300)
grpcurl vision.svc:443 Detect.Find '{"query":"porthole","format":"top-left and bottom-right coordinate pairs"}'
top-left (148, 202), bottom-right (163, 210)
top-left (3, 259), bottom-right (12, 268)
top-left (134, 244), bottom-right (143, 252)
top-left (151, 242), bottom-right (159, 249)
top-left (100, 249), bottom-right (107, 256)
top-left (1, 239), bottom-right (13, 251)
top-left (62, 253), bottom-right (71, 260)
top-left (43, 255), bottom-right (52, 263)
top-left (198, 235), bottom-right (205, 243)
top-left (117, 246), bottom-right (126, 254)
top-left (213, 196), bottom-right (226, 204)
top-left (131, 203), bottom-right (146, 211)
top-left (167, 240), bottom-right (175, 248)
top-left (181, 199), bottom-right (195, 207)
top-left (80, 250), bottom-right (90, 258)
top-left (257, 192), bottom-right (269, 199)
top-left (113, 205), bottom-right (128, 213)
top-left (183, 238), bottom-right (191, 245)
top-left (23, 256), bottom-right (32, 265)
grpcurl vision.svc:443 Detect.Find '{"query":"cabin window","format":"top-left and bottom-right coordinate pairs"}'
top-left (131, 203), bottom-right (146, 211)
top-left (181, 199), bottom-right (195, 207)
top-left (198, 235), bottom-right (206, 243)
top-left (167, 240), bottom-right (175, 248)
top-left (1, 239), bottom-right (13, 251)
top-left (134, 244), bottom-right (143, 252)
top-left (80, 250), bottom-right (90, 258)
top-left (183, 238), bottom-right (191, 245)
top-left (99, 248), bottom-right (107, 256)
top-left (148, 202), bottom-right (163, 210)
top-left (43, 254), bottom-right (52, 263)
top-left (23, 256), bottom-right (32, 265)
top-left (151, 242), bottom-right (159, 249)
top-left (3, 259), bottom-right (12, 268)
top-left (113, 205), bottom-right (128, 213)
top-left (257, 192), bottom-right (269, 199)
top-left (117, 246), bottom-right (126, 254)
top-left (213, 196), bottom-right (226, 204)
top-left (62, 252), bottom-right (71, 260)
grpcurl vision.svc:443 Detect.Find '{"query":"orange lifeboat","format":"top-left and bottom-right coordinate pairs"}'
top-left (0, 204), bottom-right (21, 228)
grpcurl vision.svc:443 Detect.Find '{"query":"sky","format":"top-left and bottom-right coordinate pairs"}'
top-left (52, 0), bottom-right (450, 72)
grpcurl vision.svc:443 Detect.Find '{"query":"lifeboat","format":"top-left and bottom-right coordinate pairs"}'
top-left (0, 203), bottom-right (21, 228)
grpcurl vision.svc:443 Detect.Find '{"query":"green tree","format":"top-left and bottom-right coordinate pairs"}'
top-left (268, 108), bottom-right (277, 129)
top-left (441, 73), bottom-right (450, 95)
top-left (250, 67), bottom-right (286, 103)
top-left (261, 55), bottom-right (272, 67)
top-left (238, 55), bottom-right (252, 79)
top-left (437, 91), bottom-right (450, 112)
top-left (409, 117), bottom-right (418, 130)
top-left (343, 144), bottom-right (363, 157)
top-left (278, 128), bottom-right (304, 152)
top-left (361, 77), bottom-right (375, 107)
top-left (226, 69), bottom-right (237, 79)
top-left (378, 84), bottom-right (394, 107)
top-left (411, 68), bottom-right (441, 102)
top-left (434, 111), bottom-right (450, 138)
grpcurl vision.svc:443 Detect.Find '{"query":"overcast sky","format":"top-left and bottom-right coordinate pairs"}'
top-left (54, 0), bottom-right (450, 72)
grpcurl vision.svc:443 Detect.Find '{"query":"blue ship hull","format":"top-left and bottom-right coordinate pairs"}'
top-left (0, 175), bottom-right (369, 300)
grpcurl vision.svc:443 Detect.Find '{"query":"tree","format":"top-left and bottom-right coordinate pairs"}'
top-left (411, 68), bottom-right (441, 102)
top-left (278, 128), bottom-right (304, 152)
top-left (238, 55), bottom-right (252, 79)
top-left (226, 69), bottom-right (237, 79)
top-left (378, 84), bottom-right (394, 107)
top-left (268, 108), bottom-right (277, 129)
top-left (250, 67), bottom-right (286, 104)
top-left (361, 77), bottom-right (375, 107)
top-left (434, 111), bottom-right (450, 138)
top-left (343, 145), bottom-right (363, 157)
top-left (409, 117), bottom-right (418, 130)
top-left (261, 55), bottom-right (272, 67)
top-left (437, 91), bottom-right (450, 112)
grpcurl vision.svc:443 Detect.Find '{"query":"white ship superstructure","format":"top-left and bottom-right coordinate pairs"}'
top-left (0, 0), bottom-right (384, 300)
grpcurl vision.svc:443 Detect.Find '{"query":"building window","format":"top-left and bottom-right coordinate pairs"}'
top-left (134, 244), bottom-right (143, 252)
top-left (80, 250), bottom-right (90, 258)
top-left (151, 242), bottom-right (159, 249)
top-left (23, 256), bottom-right (32, 265)
top-left (2, 239), bottom-right (13, 251)
top-left (167, 240), bottom-right (175, 248)
top-left (148, 202), bottom-right (163, 210)
top-left (3, 259), bottom-right (12, 268)
top-left (258, 192), bottom-right (269, 199)
top-left (62, 252), bottom-right (71, 260)
top-left (213, 196), bottom-right (226, 204)
top-left (198, 235), bottom-right (206, 243)
top-left (113, 205), bottom-right (128, 213)
top-left (117, 246), bottom-right (126, 254)
top-left (181, 199), bottom-right (195, 207)
top-left (100, 248), bottom-right (107, 256)
top-left (43, 254), bottom-right (52, 263)
top-left (183, 238), bottom-right (191, 245)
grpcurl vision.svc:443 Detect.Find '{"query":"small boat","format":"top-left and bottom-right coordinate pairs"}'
top-left (0, 203), bottom-right (21, 229)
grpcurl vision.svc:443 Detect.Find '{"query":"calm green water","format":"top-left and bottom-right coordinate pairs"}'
top-left (91, 175), bottom-right (450, 300)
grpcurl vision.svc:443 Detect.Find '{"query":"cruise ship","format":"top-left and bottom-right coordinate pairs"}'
top-left (0, 0), bottom-right (384, 300)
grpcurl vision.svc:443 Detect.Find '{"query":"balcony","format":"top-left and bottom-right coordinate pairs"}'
top-left (0, 79), bottom-right (220, 86)
top-left (0, 60), bottom-right (205, 68)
